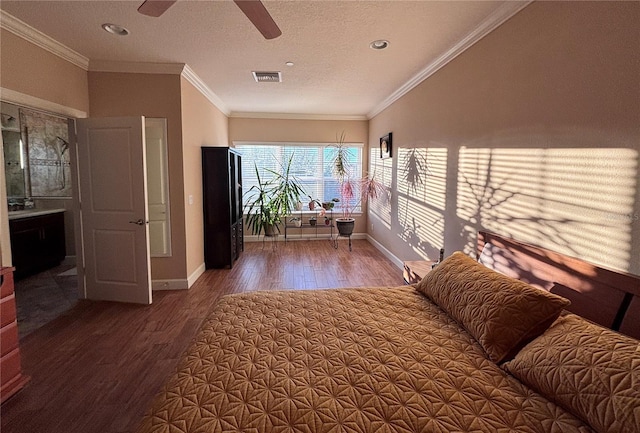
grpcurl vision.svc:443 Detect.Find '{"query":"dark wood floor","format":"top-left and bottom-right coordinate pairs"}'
top-left (1, 239), bottom-right (404, 433)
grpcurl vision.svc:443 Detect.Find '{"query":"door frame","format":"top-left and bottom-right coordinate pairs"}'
top-left (0, 91), bottom-right (86, 271)
top-left (67, 118), bottom-right (86, 298)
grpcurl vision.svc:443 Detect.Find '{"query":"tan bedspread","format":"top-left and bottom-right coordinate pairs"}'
top-left (137, 286), bottom-right (594, 433)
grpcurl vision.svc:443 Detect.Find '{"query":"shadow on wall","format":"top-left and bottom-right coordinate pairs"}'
top-left (371, 131), bottom-right (639, 275)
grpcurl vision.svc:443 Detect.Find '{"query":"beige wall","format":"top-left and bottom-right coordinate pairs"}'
top-left (369, 1), bottom-right (640, 275)
top-left (229, 117), bottom-right (368, 144)
top-left (0, 29), bottom-right (89, 114)
top-left (229, 117), bottom-right (370, 234)
top-left (180, 77), bottom-right (229, 276)
top-left (88, 71), bottom-right (187, 280)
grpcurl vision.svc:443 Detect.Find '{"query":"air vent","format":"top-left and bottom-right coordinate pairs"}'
top-left (252, 71), bottom-right (282, 83)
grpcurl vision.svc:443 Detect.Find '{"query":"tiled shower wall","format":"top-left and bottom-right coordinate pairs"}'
top-left (19, 108), bottom-right (71, 198)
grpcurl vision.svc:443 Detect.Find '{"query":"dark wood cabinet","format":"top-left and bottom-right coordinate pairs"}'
top-left (9, 211), bottom-right (66, 279)
top-left (202, 147), bottom-right (243, 269)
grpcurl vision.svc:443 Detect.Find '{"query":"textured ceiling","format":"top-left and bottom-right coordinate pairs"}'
top-left (0, 0), bottom-right (517, 117)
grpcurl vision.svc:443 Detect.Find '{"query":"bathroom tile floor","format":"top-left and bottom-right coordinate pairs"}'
top-left (14, 263), bottom-right (78, 339)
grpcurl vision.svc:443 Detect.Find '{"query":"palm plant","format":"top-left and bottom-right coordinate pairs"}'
top-left (245, 154), bottom-right (306, 236)
top-left (269, 153), bottom-right (306, 217)
top-left (245, 165), bottom-right (279, 235)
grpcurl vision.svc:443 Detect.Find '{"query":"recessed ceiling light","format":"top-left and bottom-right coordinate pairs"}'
top-left (102, 23), bottom-right (129, 36)
top-left (370, 40), bottom-right (389, 50)
top-left (285, 61), bottom-right (294, 67)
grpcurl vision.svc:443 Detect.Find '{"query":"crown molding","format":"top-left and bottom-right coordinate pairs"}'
top-left (0, 10), bottom-right (89, 70)
top-left (367, 0), bottom-right (532, 119)
top-left (0, 87), bottom-right (88, 118)
top-left (89, 60), bottom-right (186, 75)
top-left (230, 112), bottom-right (368, 121)
top-left (181, 65), bottom-right (230, 116)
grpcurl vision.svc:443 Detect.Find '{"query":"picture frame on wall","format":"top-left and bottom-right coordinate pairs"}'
top-left (380, 132), bottom-right (392, 159)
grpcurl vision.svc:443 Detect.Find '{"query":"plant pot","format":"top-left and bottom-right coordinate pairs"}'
top-left (336, 218), bottom-right (355, 236)
top-left (309, 218), bottom-right (317, 226)
top-left (264, 223), bottom-right (278, 237)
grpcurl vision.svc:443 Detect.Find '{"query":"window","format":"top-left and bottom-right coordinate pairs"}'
top-left (236, 142), bottom-right (363, 212)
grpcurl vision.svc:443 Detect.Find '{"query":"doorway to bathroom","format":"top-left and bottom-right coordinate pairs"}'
top-left (2, 102), bottom-right (172, 337)
top-left (2, 101), bottom-right (78, 339)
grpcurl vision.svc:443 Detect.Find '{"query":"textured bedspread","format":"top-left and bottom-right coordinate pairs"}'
top-left (137, 286), bottom-right (594, 433)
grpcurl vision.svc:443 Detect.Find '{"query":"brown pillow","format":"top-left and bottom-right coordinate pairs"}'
top-left (504, 314), bottom-right (640, 433)
top-left (416, 251), bottom-right (570, 363)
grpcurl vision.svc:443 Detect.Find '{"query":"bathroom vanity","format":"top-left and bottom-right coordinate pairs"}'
top-left (8, 209), bottom-right (66, 279)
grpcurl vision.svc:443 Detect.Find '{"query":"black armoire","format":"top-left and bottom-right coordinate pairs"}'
top-left (202, 147), bottom-right (243, 268)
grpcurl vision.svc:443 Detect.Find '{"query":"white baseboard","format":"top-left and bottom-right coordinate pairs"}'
top-left (187, 262), bottom-right (206, 288)
top-left (151, 263), bottom-right (205, 291)
top-left (366, 235), bottom-right (403, 269)
top-left (152, 279), bottom-right (188, 291)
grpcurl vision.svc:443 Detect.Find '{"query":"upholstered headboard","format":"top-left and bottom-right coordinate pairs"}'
top-left (477, 231), bottom-right (640, 340)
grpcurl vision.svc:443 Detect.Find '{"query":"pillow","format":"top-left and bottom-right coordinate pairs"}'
top-left (415, 251), bottom-right (570, 363)
top-left (504, 314), bottom-right (640, 433)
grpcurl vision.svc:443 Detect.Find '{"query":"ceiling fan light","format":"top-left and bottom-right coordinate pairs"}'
top-left (370, 40), bottom-right (389, 50)
top-left (102, 23), bottom-right (129, 36)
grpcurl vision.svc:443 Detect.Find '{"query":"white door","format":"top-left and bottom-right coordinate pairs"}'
top-left (76, 117), bottom-right (152, 304)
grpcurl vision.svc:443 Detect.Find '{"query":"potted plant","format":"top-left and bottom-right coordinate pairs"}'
top-left (245, 154), bottom-right (306, 236)
top-left (289, 217), bottom-right (302, 227)
top-left (245, 165), bottom-right (281, 236)
top-left (270, 154), bottom-right (306, 218)
top-left (329, 132), bottom-right (385, 237)
top-left (308, 197), bottom-right (321, 211)
top-left (322, 198), bottom-right (339, 211)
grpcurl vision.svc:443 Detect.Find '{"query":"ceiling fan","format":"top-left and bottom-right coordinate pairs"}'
top-left (137, 0), bottom-right (282, 40)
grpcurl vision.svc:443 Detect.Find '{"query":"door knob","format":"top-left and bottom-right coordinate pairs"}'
top-left (129, 219), bottom-right (147, 226)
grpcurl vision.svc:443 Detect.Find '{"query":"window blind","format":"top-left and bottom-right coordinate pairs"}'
top-left (236, 142), bottom-right (363, 212)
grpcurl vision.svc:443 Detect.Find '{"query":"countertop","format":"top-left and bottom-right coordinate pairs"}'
top-left (8, 208), bottom-right (66, 220)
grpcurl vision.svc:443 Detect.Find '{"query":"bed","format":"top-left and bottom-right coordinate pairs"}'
top-left (137, 231), bottom-right (639, 433)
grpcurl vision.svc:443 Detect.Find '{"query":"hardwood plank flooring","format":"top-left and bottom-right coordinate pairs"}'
top-left (0, 239), bottom-right (404, 433)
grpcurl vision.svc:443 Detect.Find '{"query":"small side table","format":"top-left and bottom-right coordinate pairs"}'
top-left (403, 260), bottom-right (435, 284)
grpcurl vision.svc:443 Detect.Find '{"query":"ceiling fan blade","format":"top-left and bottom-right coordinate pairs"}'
top-left (138, 0), bottom-right (177, 17)
top-left (233, 0), bottom-right (282, 40)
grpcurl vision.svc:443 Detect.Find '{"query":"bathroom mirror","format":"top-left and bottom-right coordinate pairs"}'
top-left (1, 104), bottom-right (26, 199)
top-left (2, 130), bottom-right (26, 198)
